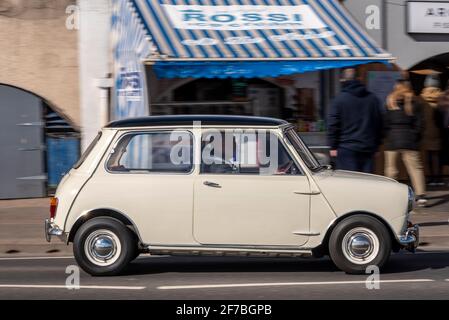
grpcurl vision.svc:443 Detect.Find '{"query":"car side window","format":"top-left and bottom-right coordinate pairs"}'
top-left (200, 130), bottom-right (301, 175)
top-left (107, 131), bottom-right (193, 173)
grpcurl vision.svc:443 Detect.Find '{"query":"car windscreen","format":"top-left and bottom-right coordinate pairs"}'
top-left (284, 128), bottom-right (322, 172)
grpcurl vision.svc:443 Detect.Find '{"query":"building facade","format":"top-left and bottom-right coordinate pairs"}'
top-left (0, 0), bottom-right (80, 198)
top-left (344, 0), bottom-right (449, 90)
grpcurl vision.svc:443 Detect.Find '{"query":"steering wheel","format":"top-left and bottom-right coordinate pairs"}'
top-left (276, 161), bottom-right (294, 174)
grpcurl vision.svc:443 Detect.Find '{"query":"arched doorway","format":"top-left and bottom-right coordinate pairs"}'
top-left (409, 52), bottom-right (449, 93)
top-left (0, 84), bottom-right (79, 199)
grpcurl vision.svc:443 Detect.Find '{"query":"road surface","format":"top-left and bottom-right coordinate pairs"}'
top-left (0, 251), bottom-right (449, 299)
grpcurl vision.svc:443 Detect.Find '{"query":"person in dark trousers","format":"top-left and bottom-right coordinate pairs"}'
top-left (437, 85), bottom-right (449, 176)
top-left (327, 68), bottom-right (383, 173)
top-left (420, 74), bottom-right (444, 186)
top-left (384, 78), bottom-right (427, 207)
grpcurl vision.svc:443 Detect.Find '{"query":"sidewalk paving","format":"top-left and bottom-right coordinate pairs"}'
top-left (411, 189), bottom-right (449, 251)
top-left (0, 189), bottom-right (448, 257)
top-left (0, 198), bottom-right (72, 256)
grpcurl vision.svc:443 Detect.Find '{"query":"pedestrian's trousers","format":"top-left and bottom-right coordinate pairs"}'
top-left (384, 150), bottom-right (426, 196)
top-left (336, 148), bottom-right (374, 173)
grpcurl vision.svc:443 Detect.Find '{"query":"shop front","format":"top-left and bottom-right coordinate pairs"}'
top-left (111, 0), bottom-right (392, 153)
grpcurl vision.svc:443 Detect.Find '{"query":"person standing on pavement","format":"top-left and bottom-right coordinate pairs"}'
top-left (384, 78), bottom-right (427, 207)
top-left (420, 74), bottom-right (444, 186)
top-left (437, 85), bottom-right (449, 174)
top-left (327, 68), bottom-right (383, 173)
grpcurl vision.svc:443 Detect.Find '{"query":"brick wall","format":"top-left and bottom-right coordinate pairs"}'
top-left (0, 0), bottom-right (79, 127)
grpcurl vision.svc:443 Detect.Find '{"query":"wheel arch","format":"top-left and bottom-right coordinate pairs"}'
top-left (314, 211), bottom-right (401, 257)
top-left (67, 208), bottom-right (142, 244)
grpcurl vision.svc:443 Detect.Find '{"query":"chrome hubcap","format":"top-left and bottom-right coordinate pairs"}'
top-left (342, 227), bottom-right (379, 265)
top-left (92, 236), bottom-right (115, 259)
top-left (84, 229), bottom-right (121, 266)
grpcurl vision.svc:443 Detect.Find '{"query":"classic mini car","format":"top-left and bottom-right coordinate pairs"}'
top-left (45, 115), bottom-right (419, 276)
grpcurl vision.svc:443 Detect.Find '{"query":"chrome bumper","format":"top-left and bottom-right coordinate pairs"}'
top-left (45, 219), bottom-right (65, 242)
top-left (398, 224), bottom-right (419, 252)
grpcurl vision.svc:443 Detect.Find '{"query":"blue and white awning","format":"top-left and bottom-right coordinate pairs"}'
top-left (125, 0), bottom-right (392, 78)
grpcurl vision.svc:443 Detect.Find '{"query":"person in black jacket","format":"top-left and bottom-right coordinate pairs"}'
top-left (384, 78), bottom-right (427, 207)
top-left (327, 68), bottom-right (383, 173)
top-left (437, 86), bottom-right (449, 172)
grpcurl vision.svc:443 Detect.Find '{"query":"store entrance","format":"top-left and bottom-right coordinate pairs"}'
top-left (0, 84), bottom-right (80, 199)
top-left (409, 52), bottom-right (449, 93)
top-left (151, 78), bottom-right (284, 118)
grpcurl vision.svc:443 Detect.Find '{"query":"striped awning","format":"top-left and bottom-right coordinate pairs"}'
top-left (128, 0), bottom-right (392, 78)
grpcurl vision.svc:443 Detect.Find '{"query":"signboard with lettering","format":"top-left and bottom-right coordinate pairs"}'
top-left (407, 1), bottom-right (449, 33)
top-left (161, 5), bottom-right (326, 30)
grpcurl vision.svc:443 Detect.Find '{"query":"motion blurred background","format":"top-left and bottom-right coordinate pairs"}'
top-left (0, 0), bottom-right (448, 199)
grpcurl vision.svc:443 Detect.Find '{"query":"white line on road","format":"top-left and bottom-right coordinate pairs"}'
top-left (158, 279), bottom-right (434, 290)
top-left (0, 284), bottom-right (146, 290)
top-left (0, 256), bottom-right (73, 261)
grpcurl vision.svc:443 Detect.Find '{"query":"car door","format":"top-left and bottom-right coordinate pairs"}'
top-left (193, 129), bottom-right (310, 247)
top-left (79, 129), bottom-right (196, 245)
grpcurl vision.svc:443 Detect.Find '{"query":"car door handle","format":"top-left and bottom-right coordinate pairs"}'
top-left (294, 191), bottom-right (321, 195)
top-left (203, 181), bottom-right (221, 188)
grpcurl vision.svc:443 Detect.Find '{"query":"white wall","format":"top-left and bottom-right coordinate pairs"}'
top-left (343, 0), bottom-right (449, 69)
top-left (78, 0), bottom-right (112, 150)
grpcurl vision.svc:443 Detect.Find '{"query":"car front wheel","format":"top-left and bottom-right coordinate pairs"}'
top-left (329, 215), bottom-right (391, 274)
top-left (73, 217), bottom-right (135, 276)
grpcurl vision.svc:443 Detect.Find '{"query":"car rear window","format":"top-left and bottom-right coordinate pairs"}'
top-left (106, 131), bottom-right (193, 174)
top-left (72, 132), bottom-right (102, 169)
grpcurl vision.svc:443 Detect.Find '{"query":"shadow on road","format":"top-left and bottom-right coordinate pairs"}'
top-left (424, 193), bottom-right (449, 208)
top-left (418, 221), bottom-right (449, 227)
top-left (123, 256), bottom-right (340, 276)
top-left (119, 251), bottom-right (449, 276)
top-left (382, 251), bottom-right (449, 274)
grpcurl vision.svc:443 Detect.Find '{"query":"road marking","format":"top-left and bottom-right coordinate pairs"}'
top-left (0, 256), bottom-right (73, 261)
top-left (414, 251), bottom-right (449, 254)
top-left (158, 279), bottom-right (434, 290)
top-left (0, 284), bottom-right (146, 290)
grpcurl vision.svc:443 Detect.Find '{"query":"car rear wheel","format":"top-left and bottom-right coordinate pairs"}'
top-left (329, 215), bottom-right (391, 274)
top-left (73, 217), bottom-right (135, 276)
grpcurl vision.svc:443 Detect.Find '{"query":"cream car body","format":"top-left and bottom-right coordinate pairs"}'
top-left (46, 115), bottom-right (418, 275)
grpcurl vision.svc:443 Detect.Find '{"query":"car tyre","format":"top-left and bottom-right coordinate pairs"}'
top-left (329, 215), bottom-right (391, 274)
top-left (73, 217), bottom-right (136, 276)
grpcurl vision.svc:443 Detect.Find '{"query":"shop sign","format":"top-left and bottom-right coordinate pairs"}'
top-left (181, 31), bottom-right (335, 46)
top-left (117, 70), bottom-right (143, 102)
top-left (407, 1), bottom-right (449, 33)
top-left (162, 5), bottom-right (326, 30)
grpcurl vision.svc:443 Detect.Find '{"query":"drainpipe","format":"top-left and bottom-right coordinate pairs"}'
top-left (94, 76), bottom-right (113, 126)
top-left (382, 0), bottom-right (388, 50)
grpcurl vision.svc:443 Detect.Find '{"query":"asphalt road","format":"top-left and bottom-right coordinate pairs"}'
top-left (1, 251), bottom-right (449, 299)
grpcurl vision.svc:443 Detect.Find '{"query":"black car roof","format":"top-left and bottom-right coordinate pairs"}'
top-left (105, 115), bottom-right (288, 128)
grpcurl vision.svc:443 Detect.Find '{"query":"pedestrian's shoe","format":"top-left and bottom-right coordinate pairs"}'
top-left (416, 195), bottom-right (428, 207)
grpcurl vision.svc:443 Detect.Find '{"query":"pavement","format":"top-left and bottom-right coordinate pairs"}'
top-left (0, 198), bottom-right (72, 256)
top-left (0, 188), bottom-right (447, 299)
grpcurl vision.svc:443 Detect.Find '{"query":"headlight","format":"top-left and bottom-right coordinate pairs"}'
top-left (408, 186), bottom-right (415, 212)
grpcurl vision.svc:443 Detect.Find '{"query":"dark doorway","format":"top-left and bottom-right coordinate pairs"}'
top-left (409, 52), bottom-right (449, 93)
top-left (0, 84), bottom-right (79, 199)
